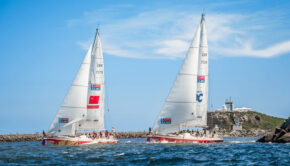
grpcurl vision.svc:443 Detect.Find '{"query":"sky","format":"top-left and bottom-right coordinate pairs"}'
top-left (0, 0), bottom-right (290, 134)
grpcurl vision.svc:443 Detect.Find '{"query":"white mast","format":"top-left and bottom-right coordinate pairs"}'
top-left (152, 14), bottom-right (208, 134)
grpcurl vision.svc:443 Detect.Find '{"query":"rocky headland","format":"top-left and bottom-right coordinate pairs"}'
top-left (207, 111), bottom-right (285, 131)
top-left (256, 117), bottom-right (290, 143)
top-left (207, 111), bottom-right (285, 138)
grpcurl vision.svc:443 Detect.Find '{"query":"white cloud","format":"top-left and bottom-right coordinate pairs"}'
top-left (154, 40), bottom-right (189, 58)
top-left (76, 41), bottom-right (90, 50)
top-left (218, 40), bottom-right (290, 58)
top-left (102, 43), bottom-right (149, 59)
top-left (69, 7), bottom-right (290, 59)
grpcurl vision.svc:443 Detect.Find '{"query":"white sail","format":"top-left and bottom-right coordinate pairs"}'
top-left (152, 24), bottom-right (201, 134)
top-left (48, 46), bottom-right (92, 136)
top-left (152, 14), bottom-right (209, 134)
top-left (79, 29), bottom-right (105, 130)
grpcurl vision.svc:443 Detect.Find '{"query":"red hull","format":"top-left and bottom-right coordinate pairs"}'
top-left (42, 138), bottom-right (119, 145)
top-left (147, 135), bottom-right (223, 144)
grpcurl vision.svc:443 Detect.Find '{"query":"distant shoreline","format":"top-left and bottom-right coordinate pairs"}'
top-left (0, 130), bottom-right (272, 142)
top-left (1, 111), bottom-right (283, 142)
top-left (0, 132), bottom-right (147, 142)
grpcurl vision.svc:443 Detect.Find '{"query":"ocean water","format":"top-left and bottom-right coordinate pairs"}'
top-left (0, 137), bottom-right (289, 165)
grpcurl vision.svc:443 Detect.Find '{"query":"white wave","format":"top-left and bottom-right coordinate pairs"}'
top-left (115, 153), bottom-right (125, 156)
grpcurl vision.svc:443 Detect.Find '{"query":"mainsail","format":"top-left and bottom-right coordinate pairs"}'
top-left (152, 14), bottom-right (208, 134)
top-left (48, 29), bottom-right (105, 136)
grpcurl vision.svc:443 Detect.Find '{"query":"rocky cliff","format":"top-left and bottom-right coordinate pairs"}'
top-left (207, 111), bottom-right (285, 131)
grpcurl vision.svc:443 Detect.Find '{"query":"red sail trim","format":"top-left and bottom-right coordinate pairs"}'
top-left (87, 105), bottom-right (99, 109)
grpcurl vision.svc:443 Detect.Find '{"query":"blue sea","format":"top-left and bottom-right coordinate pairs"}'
top-left (0, 137), bottom-right (289, 165)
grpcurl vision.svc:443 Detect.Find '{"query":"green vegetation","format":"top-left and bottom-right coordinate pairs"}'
top-left (249, 111), bottom-right (285, 129)
top-left (242, 121), bottom-right (256, 130)
top-left (208, 111), bottom-right (286, 130)
top-left (222, 120), bottom-right (232, 131)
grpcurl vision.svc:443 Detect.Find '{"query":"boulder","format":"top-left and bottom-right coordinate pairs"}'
top-left (276, 133), bottom-right (290, 143)
top-left (257, 117), bottom-right (290, 143)
top-left (256, 135), bottom-right (272, 142)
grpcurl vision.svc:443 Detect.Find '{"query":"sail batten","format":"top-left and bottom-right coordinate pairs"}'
top-left (165, 101), bottom-right (196, 103)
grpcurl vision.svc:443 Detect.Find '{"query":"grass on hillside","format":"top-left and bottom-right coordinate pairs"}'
top-left (243, 111), bottom-right (285, 130)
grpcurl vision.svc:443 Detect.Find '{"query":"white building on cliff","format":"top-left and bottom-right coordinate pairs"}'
top-left (216, 97), bottom-right (253, 112)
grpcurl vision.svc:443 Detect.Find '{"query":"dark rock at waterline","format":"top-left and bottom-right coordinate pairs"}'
top-left (0, 132), bottom-right (149, 142)
top-left (257, 117), bottom-right (290, 143)
top-left (0, 134), bottom-right (45, 142)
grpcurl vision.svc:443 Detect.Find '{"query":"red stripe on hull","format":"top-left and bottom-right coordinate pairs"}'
top-left (43, 138), bottom-right (119, 145)
top-left (147, 136), bottom-right (223, 144)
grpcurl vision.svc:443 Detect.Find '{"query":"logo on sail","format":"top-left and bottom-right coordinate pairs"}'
top-left (196, 91), bottom-right (203, 102)
top-left (91, 84), bottom-right (101, 90)
top-left (161, 118), bottom-right (171, 124)
top-left (87, 96), bottom-right (100, 109)
top-left (89, 96), bottom-right (99, 104)
top-left (197, 76), bottom-right (205, 83)
top-left (59, 118), bottom-right (69, 123)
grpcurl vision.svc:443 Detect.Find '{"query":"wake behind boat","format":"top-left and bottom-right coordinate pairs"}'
top-left (43, 29), bottom-right (118, 145)
top-left (147, 14), bottom-right (223, 144)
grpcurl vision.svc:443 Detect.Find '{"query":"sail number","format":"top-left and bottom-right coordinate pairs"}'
top-left (196, 91), bottom-right (203, 103)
